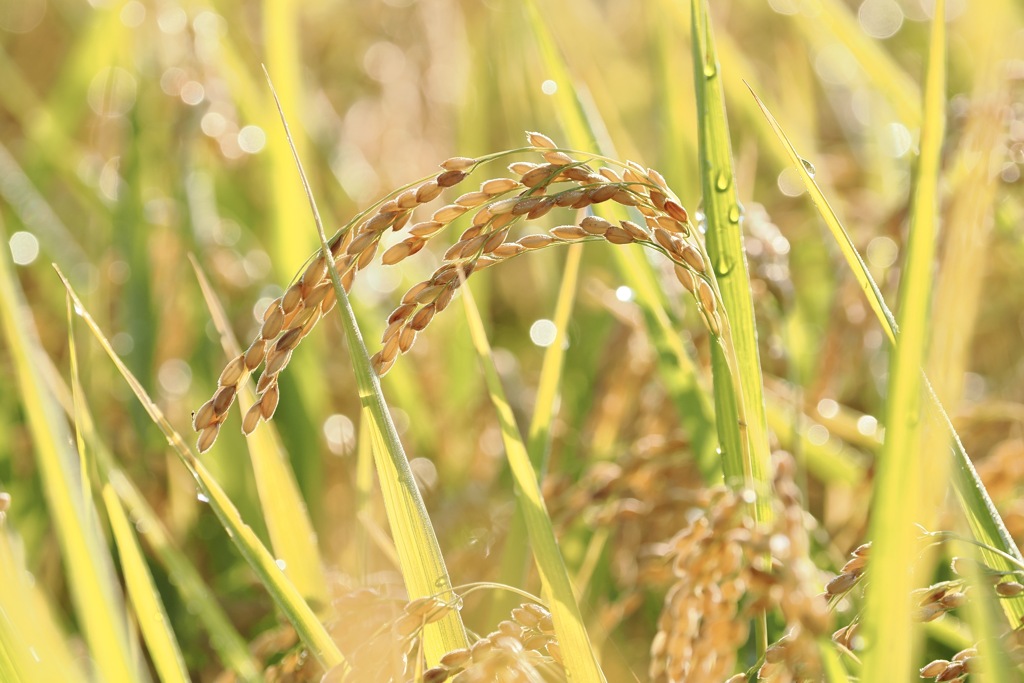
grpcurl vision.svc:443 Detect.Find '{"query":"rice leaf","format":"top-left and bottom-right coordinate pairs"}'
top-left (190, 255), bottom-right (329, 606)
top-left (749, 68), bottom-right (1024, 625)
top-left (461, 280), bottom-right (606, 683)
top-left (263, 69), bottom-right (468, 663)
top-left (0, 225), bottom-right (140, 683)
top-left (36, 347), bottom-right (265, 683)
top-left (861, 1), bottom-right (946, 674)
top-left (691, 0), bottom-right (773, 523)
top-left (56, 267), bottom-right (347, 673)
top-left (101, 484), bottom-right (190, 683)
top-left (528, 242), bottom-right (583, 477)
top-left (65, 296), bottom-right (188, 683)
top-left (490, 243), bottom-right (583, 623)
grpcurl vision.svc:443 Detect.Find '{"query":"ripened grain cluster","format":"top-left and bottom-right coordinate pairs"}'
top-left (194, 132), bottom-right (725, 453)
top-left (650, 453), bottom-right (829, 683)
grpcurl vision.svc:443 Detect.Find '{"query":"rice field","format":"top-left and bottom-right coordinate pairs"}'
top-left (2, 0), bottom-right (1024, 681)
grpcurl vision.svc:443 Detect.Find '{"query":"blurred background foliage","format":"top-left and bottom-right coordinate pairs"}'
top-left (1, 0), bottom-right (1024, 680)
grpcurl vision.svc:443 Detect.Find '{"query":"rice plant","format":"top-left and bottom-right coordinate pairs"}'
top-left (3, 1), bottom-right (1024, 681)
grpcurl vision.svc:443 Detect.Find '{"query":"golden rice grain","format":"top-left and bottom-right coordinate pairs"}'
top-left (519, 234), bottom-right (556, 249)
top-left (488, 197), bottom-right (520, 215)
top-left (604, 226), bottom-right (634, 244)
top-left (256, 370), bottom-right (277, 394)
top-left (218, 355), bottom-right (246, 387)
top-left (410, 304), bottom-right (436, 331)
top-left (433, 204), bottom-right (468, 223)
top-left (396, 189), bottom-right (419, 210)
top-left (550, 225), bottom-right (588, 240)
top-left (664, 200), bottom-right (689, 223)
top-left (265, 348), bottom-right (293, 376)
top-left (554, 188), bottom-right (585, 207)
top-left (520, 164), bottom-right (562, 188)
top-left (619, 219), bottom-right (648, 240)
top-left (491, 243), bottom-right (525, 258)
top-left (483, 227), bottom-right (510, 253)
top-left (679, 244), bottom-right (705, 273)
top-left (381, 241), bottom-right (414, 266)
top-left (244, 338), bottom-right (267, 370)
top-left (282, 282), bottom-right (303, 313)
top-left (587, 184), bottom-right (619, 204)
top-left (410, 220), bottom-right (445, 237)
top-left (508, 161), bottom-right (538, 175)
top-left (490, 212), bottom-right (517, 231)
top-left (455, 191), bottom-right (490, 207)
top-left (415, 180), bottom-right (443, 203)
top-left (543, 150), bottom-right (574, 165)
top-left (526, 131), bottom-right (556, 149)
top-left (260, 384), bottom-right (280, 420)
top-left (398, 325), bottom-right (416, 353)
top-left (436, 169), bottom-right (467, 187)
top-left (197, 424), bottom-right (219, 453)
top-left (481, 178), bottom-right (519, 195)
top-left (212, 385), bottom-right (236, 414)
top-left (526, 197), bottom-right (556, 219)
top-left (193, 399), bottom-right (217, 431)
top-left (440, 156), bottom-right (476, 172)
top-left (580, 216), bottom-right (611, 235)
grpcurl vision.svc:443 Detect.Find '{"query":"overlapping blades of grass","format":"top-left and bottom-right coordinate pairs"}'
top-left (691, 0), bottom-right (773, 523)
top-left (264, 72), bottom-right (468, 664)
top-left (101, 485), bottom-right (190, 683)
top-left (190, 255), bottom-right (329, 606)
top-left (861, 0), bottom-right (946, 677)
top-left (0, 225), bottom-right (140, 683)
top-left (56, 267), bottom-right (347, 674)
top-left (37, 342), bottom-right (264, 682)
top-left (491, 243), bottom-right (584, 623)
top-left (749, 64), bottom-right (1024, 628)
top-left (65, 297), bottom-right (188, 683)
top-left (461, 280), bottom-right (606, 683)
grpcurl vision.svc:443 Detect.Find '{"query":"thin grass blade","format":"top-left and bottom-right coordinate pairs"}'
top-left (691, 0), bottom-right (773, 523)
top-left (65, 298), bottom-right (189, 683)
top-left (101, 484), bottom-right (190, 683)
top-left (491, 244), bottom-right (583, 623)
top-left (263, 69), bottom-right (468, 663)
top-left (861, 2), bottom-right (946, 675)
top-left (0, 226), bottom-right (139, 683)
top-left (461, 281), bottom-right (606, 683)
top-left (749, 75), bottom-right (1024, 624)
top-left (36, 349), bottom-right (265, 683)
top-left (190, 255), bottom-right (329, 606)
top-left (56, 267), bottom-right (347, 673)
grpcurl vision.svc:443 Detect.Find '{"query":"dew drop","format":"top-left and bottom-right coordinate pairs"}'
top-left (703, 59), bottom-right (717, 79)
top-left (728, 204), bottom-right (742, 224)
top-left (196, 491), bottom-right (209, 503)
top-left (715, 172), bottom-right (731, 192)
top-left (800, 158), bottom-right (816, 177)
